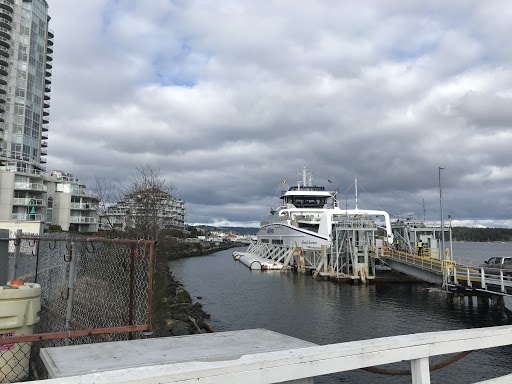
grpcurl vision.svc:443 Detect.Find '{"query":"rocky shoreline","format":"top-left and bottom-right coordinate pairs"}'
top-left (152, 241), bottom-right (243, 337)
top-left (159, 270), bottom-right (214, 336)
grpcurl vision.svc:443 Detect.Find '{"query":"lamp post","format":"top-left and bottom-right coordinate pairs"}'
top-left (448, 214), bottom-right (453, 261)
top-left (439, 167), bottom-right (446, 288)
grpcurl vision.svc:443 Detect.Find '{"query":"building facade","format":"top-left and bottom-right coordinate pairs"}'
top-left (0, 0), bottom-right (53, 232)
top-left (43, 170), bottom-right (99, 232)
top-left (100, 190), bottom-right (185, 233)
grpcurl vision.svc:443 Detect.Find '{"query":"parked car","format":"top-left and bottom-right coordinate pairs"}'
top-left (479, 256), bottom-right (512, 275)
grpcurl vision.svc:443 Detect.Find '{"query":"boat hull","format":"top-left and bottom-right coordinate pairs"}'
top-left (257, 222), bottom-right (329, 250)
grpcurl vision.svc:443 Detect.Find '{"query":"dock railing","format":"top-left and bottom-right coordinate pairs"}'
top-left (29, 325), bottom-right (512, 384)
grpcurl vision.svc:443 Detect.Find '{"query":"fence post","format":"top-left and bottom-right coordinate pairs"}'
top-left (65, 241), bottom-right (77, 345)
top-left (11, 229), bottom-right (22, 281)
top-left (0, 229), bottom-right (9, 284)
top-left (128, 243), bottom-right (135, 340)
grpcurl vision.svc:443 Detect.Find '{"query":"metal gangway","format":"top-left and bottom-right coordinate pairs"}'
top-left (379, 247), bottom-right (512, 296)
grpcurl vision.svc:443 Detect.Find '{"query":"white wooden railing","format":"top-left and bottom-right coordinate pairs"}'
top-left (30, 326), bottom-right (512, 384)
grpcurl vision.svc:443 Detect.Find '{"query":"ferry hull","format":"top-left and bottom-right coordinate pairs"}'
top-left (257, 223), bottom-right (329, 250)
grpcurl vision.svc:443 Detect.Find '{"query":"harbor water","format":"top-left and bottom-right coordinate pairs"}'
top-left (170, 242), bottom-right (512, 383)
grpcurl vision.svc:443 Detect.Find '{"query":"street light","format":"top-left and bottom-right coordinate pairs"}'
top-left (439, 167), bottom-right (446, 288)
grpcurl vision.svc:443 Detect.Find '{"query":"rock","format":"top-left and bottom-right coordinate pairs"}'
top-left (171, 320), bottom-right (191, 336)
top-left (195, 317), bottom-right (205, 329)
top-left (175, 287), bottom-right (192, 304)
top-left (197, 296), bottom-right (202, 299)
top-left (171, 312), bottom-right (189, 322)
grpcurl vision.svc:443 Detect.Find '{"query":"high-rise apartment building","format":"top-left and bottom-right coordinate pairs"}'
top-left (0, 0), bottom-right (53, 232)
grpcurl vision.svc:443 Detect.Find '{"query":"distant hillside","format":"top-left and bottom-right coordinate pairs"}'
top-left (218, 226), bottom-right (258, 235)
top-left (189, 225), bottom-right (258, 235)
top-left (452, 226), bottom-right (512, 242)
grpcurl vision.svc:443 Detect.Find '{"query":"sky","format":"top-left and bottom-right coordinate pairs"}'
top-left (46, 0), bottom-right (512, 228)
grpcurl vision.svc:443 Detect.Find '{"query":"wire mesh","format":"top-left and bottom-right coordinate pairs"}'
top-left (0, 233), bottom-right (154, 382)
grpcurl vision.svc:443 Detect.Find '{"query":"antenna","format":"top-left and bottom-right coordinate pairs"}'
top-left (423, 198), bottom-right (426, 221)
top-left (355, 177), bottom-right (358, 210)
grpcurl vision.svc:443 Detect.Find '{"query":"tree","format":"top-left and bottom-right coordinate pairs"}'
top-left (95, 165), bottom-right (180, 241)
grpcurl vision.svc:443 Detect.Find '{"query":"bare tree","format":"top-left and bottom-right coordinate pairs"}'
top-left (95, 165), bottom-right (178, 241)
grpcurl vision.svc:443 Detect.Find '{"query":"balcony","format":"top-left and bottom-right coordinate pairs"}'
top-left (14, 182), bottom-right (47, 192)
top-left (44, 92), bottom-right (50, 100)
top-left (40, 157), bottom-right (47, 164)
top-left (41, 148), bottom-right (47, 156)
top-left (43, 116), bottom-right (49, 124)
top-left (42, 124), bottom-right (49, 132)
top-left (70, 202), bottom-right (98, 210)
top-left (70, 216), bottom-right (98, 224)
top-left (44, 100), bottom-right (50, 108)
top-left (41, 140), bottom-right (48, 147)
top-left (72, 190), bottom-right (99, 199)
top-left (0, 0), bottom-right (13, 13)
top-left (11, 213), bottom-right (44, 221)
top-left (47, 28), bottom-right (54, 38)
top-left (46, 51), bottom-right (52, 61)
top-left (0, 64), bottom-right (7, 76)
top-left (41, 132), bottom-right (48, 139)
top-left (0, 25), bottom-right (11, 40)
top-left (45, 77), bottom-right (51, 84)
top-left (46, 45), bottom-right (53, 54)
top-left (47, 35), bottom-right (53, 46)
top-left (0, 7), bottom-right (12, 20)
top-left (43, 108), bottom-right (50, 116)
top-left (45, 60), bottom-right (52, 69)
top-left (12, 198), bottom-right (44, 206)
top-left (45, 67), bottom-right (52, 77)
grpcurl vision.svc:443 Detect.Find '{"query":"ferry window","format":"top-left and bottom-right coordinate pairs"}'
top-left (272, 239), bottom-right (283, 245)
top-left (261, 239), bottom-right (269, 243)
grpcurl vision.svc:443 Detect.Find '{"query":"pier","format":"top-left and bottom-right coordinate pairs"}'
top-left (234, 215), bottom-right (512, 303)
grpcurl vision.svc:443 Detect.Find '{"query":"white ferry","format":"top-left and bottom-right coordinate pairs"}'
top-left (234, 166), bottom-right (394, 271)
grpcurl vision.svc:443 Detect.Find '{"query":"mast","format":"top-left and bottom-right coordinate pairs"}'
top-left (355, 177), bottom-right (358, 210)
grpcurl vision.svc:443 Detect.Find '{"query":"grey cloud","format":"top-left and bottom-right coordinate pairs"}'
top-left (45, 0), bottom-right (512, 226)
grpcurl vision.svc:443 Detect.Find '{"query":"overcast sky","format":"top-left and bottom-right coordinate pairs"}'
top-left (46, 0), bottom-right (512, 228)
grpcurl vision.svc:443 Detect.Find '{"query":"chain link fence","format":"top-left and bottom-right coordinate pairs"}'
top-left (0, 231), bottom-right (154, 382)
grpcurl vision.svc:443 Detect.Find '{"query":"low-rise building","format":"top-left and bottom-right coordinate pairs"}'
top-left (44, 170), bottom-right (99, 232)
top-left (99, 189), bottom-right (185, 233)
top-left (0, 165), bottom-right (99, 233)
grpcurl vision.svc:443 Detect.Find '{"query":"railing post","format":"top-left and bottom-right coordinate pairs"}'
top-left (0, 229), bottom-right (9, 284)
top-left (411, 357), bottom-right (431, 384)
top-left (467, 267), bottom-right (472, 287)
top-left (11, 229), bottom-right (22, 281)
top-left (500, 270), bottom-right (505, 293)
top-left (65, 241), bottom-right (77, 345)
top-left (453, 266), bottom-right (458, 285)
top-left (480, 268), bottom-right (486, 290)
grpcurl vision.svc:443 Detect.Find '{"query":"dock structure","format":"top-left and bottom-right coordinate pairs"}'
top-left (324, 214), bottom-right (378, 281)
top-left (234, 214), bottom-right (512, 301)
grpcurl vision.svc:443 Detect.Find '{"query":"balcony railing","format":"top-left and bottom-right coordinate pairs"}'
top-left (70, 202), bottom-right (98, 210)
top-left (0, 164), bottom-right (43, 176)
top-left (14, 182), bottom-right (47, 192)
top-left (11, 213), bottom-right (43, 221)
top-left (12, 198), bottom-right (44, 206)
top-left (70, 216), bottom-right (98, 224)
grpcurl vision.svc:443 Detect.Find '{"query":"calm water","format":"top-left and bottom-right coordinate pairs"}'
top-left (170, 242), bottom-right (512, 383)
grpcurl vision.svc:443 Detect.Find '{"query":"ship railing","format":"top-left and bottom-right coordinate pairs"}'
top-left (35, 325), bottom-right (512, 384)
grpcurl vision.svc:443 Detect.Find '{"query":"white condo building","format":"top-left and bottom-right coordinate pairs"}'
top-left (100, 189), bottom-right (185, 233)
